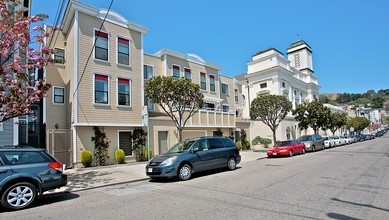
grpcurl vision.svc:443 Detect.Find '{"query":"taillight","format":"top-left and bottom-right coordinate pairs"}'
top-left (49, 162), bottom-right (63, 172)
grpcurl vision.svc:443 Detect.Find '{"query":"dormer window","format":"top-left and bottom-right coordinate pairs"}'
top-left (260, 83), bottom-right (267, 89)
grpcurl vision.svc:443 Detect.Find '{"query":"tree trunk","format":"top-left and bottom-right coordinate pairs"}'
top-left (178, 127), bottom-right (183, 142)
top-left (272, 129), bottom-right (277, 146)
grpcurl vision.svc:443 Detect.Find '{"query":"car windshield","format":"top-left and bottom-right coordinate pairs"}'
top-left (275, 141), bottom-right (292, 147)
top-left (166, 140), bottom-right (195, 154)
top-left (299, 136), bottom-right (312, 141)
top-left (324, 137), bottom-right (329, 140)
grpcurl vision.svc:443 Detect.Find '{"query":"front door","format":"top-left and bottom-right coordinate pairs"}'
top-left (158, 131), bottom-right (168, 155)
top-left (119, 131), bottom-right (132, 156)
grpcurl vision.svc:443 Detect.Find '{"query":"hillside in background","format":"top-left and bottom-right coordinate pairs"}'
top-left (320, 89), bottom-right (389, 110)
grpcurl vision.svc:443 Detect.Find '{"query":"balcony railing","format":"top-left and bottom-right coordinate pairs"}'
top-left (185, 108), bottom-right (235, 128)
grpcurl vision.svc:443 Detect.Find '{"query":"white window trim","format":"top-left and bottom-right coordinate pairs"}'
top-left (117, 130), bottom-right (134, 157)
top-left (116, 34), bottom-right (131, 67)
top-left (116, 76), bottom-right (132, 108)
top-left (93, 72), bottom-right (110, 106)
top-left (222, 83), bottom-right (229, 95)
top-left (209, 74), bottom-right (216, 92)
top-left (53, 47), bottom-right (65, 65)
top-left (93, 28), bottom-right (110, 62)
top-left (200, 72), bottom-right (207, 91)
top-left (172, 64), bottom-right (180, 78)
top-left (144, 64), bottom-right (154, 79)
top-left (184, 67), bottom-right (191, 79)
top-left (222, 104), bottom-right (230, 113)
top-left (52, 86), bottom-right (65, 105)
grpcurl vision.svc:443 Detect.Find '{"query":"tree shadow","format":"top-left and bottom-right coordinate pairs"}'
top-left (63, 171), bottom-right (115, 191)
top-left (331, 197), bottom-right (389, 212)
top-left (327, 212), bottom-right (362, 220)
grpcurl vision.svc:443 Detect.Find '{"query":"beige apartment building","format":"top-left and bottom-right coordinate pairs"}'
top-left (144, 51), bottom-right (250, 155)
top-left (44, 0), bottom-right (148, 165)
top-left (43, 0), bottom-right (250, 166)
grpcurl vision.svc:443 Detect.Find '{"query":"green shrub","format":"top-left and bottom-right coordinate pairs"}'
top-left (246, 141), bottom-right (251, 149)
top-left (236, 141), bottom-right (242, 150)
top-left (115, 149), bottom-right (125, 164)
top-left (80, 150), bottom-right (93, 167)
top-left (252, 136), bottom-right (272, 147)
top-left (144, 148), bottom-right (153, 160)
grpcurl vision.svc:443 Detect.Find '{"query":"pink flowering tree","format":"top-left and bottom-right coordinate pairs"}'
top-left (0, 0), bottom-right (55, 122)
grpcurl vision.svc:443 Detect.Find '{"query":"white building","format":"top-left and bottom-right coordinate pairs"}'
top-left (236, 40), bottom-right (320, 143)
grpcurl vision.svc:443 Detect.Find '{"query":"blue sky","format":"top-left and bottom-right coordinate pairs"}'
top-left (31, 0), bottom-right (389, 94)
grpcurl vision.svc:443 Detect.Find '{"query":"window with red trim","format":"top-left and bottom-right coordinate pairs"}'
top-left (200, 72), bottom-right (206, 90)
top-left (184, 68), bottom-right (191, 79)
top-left (172, 65), bottom-right (180, 78)
top-left (118, 37), bottom-right (130, 65)
top-left (95, 74), bottom-right (109, 104)
top-left (118, 78), bottom-right (130, 106)
top-left (235, 89), bottom-right (238, 103)
top-left (95, 30), bottom-right (109, 61)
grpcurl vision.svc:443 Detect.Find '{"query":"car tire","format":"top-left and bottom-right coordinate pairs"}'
top-left (227, 157), bottom-right (237, 170)
top-left (1, 182), bottom-right (37, 210)
top-left (322, 145), bottom-right (325, 150)
top-left (312, 145), bottom-right (316, 152)
top-left (178, 164), bottom-right (192, 181)
top-left (289, 150), bottom-right (293, 157)
top-left (302, 148), bottom-right (306, 154)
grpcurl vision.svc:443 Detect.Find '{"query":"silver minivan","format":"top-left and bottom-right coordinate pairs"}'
top-left (297, 134), bottom-right (325, 152)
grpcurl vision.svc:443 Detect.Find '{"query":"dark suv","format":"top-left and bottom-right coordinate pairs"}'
top-left (146, 136), bottom-right (241, 181)
top-left (0, 146), bottom-right (68, 210)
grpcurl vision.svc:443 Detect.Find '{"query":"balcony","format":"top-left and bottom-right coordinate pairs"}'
top-left (186, 108), bottom-right (235, 128)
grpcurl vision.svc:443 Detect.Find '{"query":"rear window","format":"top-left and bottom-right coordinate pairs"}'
top-left (208, 138), bottom-right (224, 149)
top-left (222, 138), bottom-right (236, 148)
top-left (2, 151), bottom-right (50, 165)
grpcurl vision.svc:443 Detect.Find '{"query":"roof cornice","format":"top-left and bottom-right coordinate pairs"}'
top-left (155, 49), bottom-right (221, 70)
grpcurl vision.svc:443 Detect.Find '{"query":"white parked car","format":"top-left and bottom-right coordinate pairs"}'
top-left (323, 136), bottom-right (335, 148)
top-left (332, 136), bottom-right (341, 146)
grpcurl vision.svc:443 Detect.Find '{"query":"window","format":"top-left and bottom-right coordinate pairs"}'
top-left (222, 83), bottom-right (229, 95)
top-left (3, 151), bottom-right (48, 165)
top-left (202, 102), bottom-right (215, 110)
top-left (95, 74), bottom-right (109, 104)
top-left (209, 75), bottom-right (215, 92)
top-left (222, 105), bottom-right (229, 112)
top-left (184, 68), bottom-right (191, 79)
top-left (172, 65), bottom-right (180, 78)
top-left (208, 138), bottom-right (224, 149)
top-left (200, 72), bottom-right (206, 90)
top-left (145, 96), bottom-right (154, 111)
top-left (95, 30), bottom-right (109, 61)
top-left (282, 82), bottom-right (286, 88)
top-left (192, 140), bottom-right (208, 151)
top-left (53, 87), bottom-right (64, 104)
top-left (117, 37), bottom-right (130, 65)
top-left (54, 48), bottom-right (65, 64)
top-left (144, 65), bottom-right (153, 79)
top-left (235, 89), bottom-right (238, 103)
top-left (260, 83), bottom-right (267, 89)
top-left (118, 78), bottom-right (130, 106)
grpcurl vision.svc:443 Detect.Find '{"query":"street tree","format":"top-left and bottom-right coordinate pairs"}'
top-left (250, 95), bottom-right (292, 145)
top-left (346, 117), bottom-right (370, 133)
top-left (145, 76), bottom-right (204, 142)
top-left (0, 0), bottom-right (55, 122)
top-left (322, 112), bottom-right (348, 136)
top-left (293, 99), bottom-right (331, 134)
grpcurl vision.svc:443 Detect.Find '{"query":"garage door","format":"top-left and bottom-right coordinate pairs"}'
top-left (182, 131), bottom-right (206, 140)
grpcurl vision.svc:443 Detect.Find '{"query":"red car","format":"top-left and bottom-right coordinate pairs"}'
top-left (267, 140), bottom-right (306, 157)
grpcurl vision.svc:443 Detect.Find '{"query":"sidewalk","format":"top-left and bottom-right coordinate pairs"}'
top-left (51, 150), bottom-right (268, 193)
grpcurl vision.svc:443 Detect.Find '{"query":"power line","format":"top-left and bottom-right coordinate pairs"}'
top-left (46, 0), bottom-right (65, 48)
top-left (73, 0), bottom-right (114, 99)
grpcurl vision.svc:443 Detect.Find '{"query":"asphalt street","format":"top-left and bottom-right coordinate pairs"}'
top-left (1, 137), bottom-right (388, 220)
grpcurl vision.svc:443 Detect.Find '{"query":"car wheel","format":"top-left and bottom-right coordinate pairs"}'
top-left (302, 148), bottom-right (306, 154)
top-left (1, 182), bottom-right (37, 210)
top-left (289, 150), bottom-right (293, 157)
top-left (312, 145), bottom-right (316, 152)
top-left (178, 164), bottom-right (192, 181)
top-left (322, 145), bottom-right (325, 150)
top-left (227, 157), bottom-right (237, 170)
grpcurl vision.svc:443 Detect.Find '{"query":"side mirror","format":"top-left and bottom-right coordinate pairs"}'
top-left (192, 147), bottom-right (199, 153)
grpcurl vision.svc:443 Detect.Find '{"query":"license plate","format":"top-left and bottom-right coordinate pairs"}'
top-left (147, 168), bottom-right (153, 173)
top-left (272, 153), bottom-right (277, 155)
